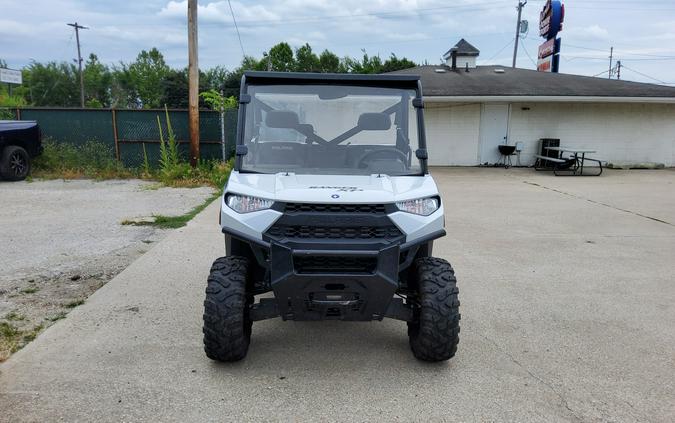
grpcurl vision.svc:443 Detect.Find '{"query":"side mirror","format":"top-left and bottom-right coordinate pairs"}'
top-left (235, 145), bottom-right (248, 156)
top-left (415, 149), bottom-right (428, 160)
top-left (357, 113), bottom-right (391, 131)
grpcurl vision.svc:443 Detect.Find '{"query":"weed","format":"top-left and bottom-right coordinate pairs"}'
top-left (46, 312), bottom-right (67, 322)
top-left (22, 324), bottom-right (44, 342)
top-left (32, 139), bottom-right (136, 180)
top-left (4, 312), bottom-right (25, 321)
top-left (65, 299), bottom-right (85, 308)
top-left (122, 191), bottom-right (221, 229)
top-left (20, 287), bottom-right (40, 294)
top-left (0, 322), bottom-right (19, 338)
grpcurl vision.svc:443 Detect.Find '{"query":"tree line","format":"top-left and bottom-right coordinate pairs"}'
top-left (1, 42), bottom-right (416, 109)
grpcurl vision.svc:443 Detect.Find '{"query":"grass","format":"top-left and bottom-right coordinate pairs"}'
top-left (122, 190), bottom-right (222, 229)
top-left (64, 299), bottom-right (85, 308)
top-left (4, 312), bottom-right (25, 321)
top-left (32, 139), bottom-right (233, 189)
top-left (0, 322), bottom-right (44, 361)
top-left (20, 287), bottom-right (40, 294)
top-left (45, 312), bottom-right (67, 322)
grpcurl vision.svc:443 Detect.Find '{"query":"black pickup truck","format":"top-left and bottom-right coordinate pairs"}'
top-left (0, 120), bottom-right (42, 181)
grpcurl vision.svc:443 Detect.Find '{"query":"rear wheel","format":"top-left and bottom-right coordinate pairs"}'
top-left (408, 257), bottom-right (460, 362)
top-left (203, 256), bottom-right (252, 362)
top-left (0, 146), bottom-right (31, 181)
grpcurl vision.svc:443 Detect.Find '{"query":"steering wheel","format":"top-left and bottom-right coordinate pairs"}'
top-left (357, 149), bottom-right (409, 169)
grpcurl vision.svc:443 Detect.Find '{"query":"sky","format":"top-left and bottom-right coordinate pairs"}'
top-left (1, 0), bottom-right (675, 85)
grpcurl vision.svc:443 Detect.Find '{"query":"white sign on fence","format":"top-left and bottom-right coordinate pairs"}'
top-left (0, 68), bottom-right (23, 84)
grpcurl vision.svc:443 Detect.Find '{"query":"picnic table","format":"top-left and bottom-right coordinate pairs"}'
top-left (534, 146), bottom-right (604, 176)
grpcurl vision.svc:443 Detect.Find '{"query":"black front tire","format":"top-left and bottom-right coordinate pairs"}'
top-left (203, 256), bottom-right (252, 362)
top-left (408, 257), bottom-right (461, 362)
top-left (0, 146), bottom-right (31, 181)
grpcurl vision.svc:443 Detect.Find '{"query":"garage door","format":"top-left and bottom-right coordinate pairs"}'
top-left (424, 103), bottom-right (481, 165)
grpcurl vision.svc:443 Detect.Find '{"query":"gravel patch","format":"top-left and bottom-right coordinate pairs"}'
top-left (0, 179), bottom-right (215, 359)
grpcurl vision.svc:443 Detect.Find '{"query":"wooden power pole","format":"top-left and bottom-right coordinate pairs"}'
top-left (512, 1), bottom-right (527, 68)
top-left (188, 0), bottom-right (199, 167)
top-left (67, 22), bottom-right (88, 108)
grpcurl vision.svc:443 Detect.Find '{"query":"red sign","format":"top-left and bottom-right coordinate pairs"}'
top-left (538, 38), bottom-right (556, 59)
top-left (537, 56), bottom-right (553, 72)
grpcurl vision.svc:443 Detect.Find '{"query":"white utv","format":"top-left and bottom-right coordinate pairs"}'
top-left (204, 72), bottom-right (460, 362)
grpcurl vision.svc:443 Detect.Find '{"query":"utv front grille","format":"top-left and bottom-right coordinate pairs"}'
top-left (266, 224), bottom-right (402, 240)
top-left (283, 203), bottom-right (386, 214)
top-left (294, 256), bottom-right (377, 274)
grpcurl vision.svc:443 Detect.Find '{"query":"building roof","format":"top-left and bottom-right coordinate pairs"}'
top-left (390, 65), bottom-right (675, 101)
top-left (443, 39), bottom-right (480, 59)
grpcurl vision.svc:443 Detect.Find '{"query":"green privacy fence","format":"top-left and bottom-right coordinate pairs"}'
top-left (6, 107), bottom-right (238, 168)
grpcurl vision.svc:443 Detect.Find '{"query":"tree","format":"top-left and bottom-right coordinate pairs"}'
top-left (21, 61), bottom-right (79, 106)
top-left (295, 43), bottom-right (319, 72)
top-left (264, 42), bottom-right (295, 71)
top-left (382, 54), bottom-right (417, 73)
top-left (127, 48), bottom-right (170, 108)
top-left (83, 54), bottom-right (112, 108)
top-left (318, 50), bottom-right (341, 73)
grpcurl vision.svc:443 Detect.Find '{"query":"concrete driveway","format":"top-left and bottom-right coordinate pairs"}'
top-left (1, 168), bottom-right (674, 422)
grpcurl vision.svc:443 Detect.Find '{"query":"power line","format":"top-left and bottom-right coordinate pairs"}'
top-left (486, 38), bottom-right (515, 61)
top-left (520, 41), bottom-right (538, 68)
top-left (227, 0), bottom-right (245, 59)
top-left (620, 65), bottom-right (667, 85)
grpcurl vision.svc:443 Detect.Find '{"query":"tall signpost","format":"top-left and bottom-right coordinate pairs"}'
top-left (537, 0), bottom-right (564, 73)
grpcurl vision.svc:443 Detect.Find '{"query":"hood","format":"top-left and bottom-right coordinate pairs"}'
top-left (226, 171), bottom-right (439, 204)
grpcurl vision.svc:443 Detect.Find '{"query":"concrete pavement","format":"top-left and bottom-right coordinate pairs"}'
top-left (1, 168), bottom-right (674, 422)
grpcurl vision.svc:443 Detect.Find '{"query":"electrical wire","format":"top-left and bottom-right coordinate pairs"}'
top-left (520, 41), bottom-right (538, 68)
top-left (227, 0), bottom-right (246, 59)
top-left (620, 65), bottom-right (668, 85)
top-left (486, 38), bottom-right (515, 62)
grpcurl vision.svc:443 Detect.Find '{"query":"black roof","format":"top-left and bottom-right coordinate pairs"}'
top-left (443, 39), bottom-right (480, 58)
top-left (390, 65), bottom-right (675, 98)
top-left (243, 71), bottom-right (420, 89)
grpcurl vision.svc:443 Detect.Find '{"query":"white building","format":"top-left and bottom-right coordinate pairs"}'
top-left (393, 39), bottom-right (675, 167)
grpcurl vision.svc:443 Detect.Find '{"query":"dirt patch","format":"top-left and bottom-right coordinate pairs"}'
top-left (0, 179), bottom-right (215, 360)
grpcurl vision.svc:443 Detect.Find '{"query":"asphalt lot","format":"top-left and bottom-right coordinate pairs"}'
top-left (1, 168), bottom-right (674, 422)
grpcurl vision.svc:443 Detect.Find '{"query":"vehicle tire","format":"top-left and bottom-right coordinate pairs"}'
top-left (203, 256), bottom-right (252, 362)
top-left (407, 257), bottom-right (460, 362)
top-left (0, 146), bottom-right (31, 181)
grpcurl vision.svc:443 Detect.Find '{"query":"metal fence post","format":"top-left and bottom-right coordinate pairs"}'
top-left (111, 108), bottom-right (120, 161)
top-left (220, 90), bottom-right (226, 161)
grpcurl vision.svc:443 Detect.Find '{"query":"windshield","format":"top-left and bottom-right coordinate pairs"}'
top-left (240, 84), bottom-right (421, 175)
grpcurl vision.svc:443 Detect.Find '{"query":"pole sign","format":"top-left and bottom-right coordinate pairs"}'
top-left (0, 68), bottom-right (22, 84)
top-left (538, 0), bottom-right (564, 73)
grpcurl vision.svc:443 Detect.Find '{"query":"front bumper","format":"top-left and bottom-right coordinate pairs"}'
top-left (270, 242), bottom-right (400, 321)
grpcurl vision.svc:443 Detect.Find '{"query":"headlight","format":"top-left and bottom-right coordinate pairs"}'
top-left (226, 194), bottom-right (273, 213)
top-left (395, 197), bottom-right (439, 216)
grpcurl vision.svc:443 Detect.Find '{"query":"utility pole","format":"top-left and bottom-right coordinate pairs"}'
top-left (616, 60), bottom-right (621, 80)
top-left (67, 22), bottom-right (88, 108)
top-left (512, 1), bottom-right (527, 68)
top-left (187, 0), bottom-right (199, 167)
top-left (608, 46), bottom-right (614, 79)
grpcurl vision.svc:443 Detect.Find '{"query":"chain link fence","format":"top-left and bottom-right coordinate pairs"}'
top-left (1, 107), bottom-right (238, 168)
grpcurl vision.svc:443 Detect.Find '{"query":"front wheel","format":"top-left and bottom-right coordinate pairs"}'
top-left (408, 257), bottom-right (461, 362)
top-left (203, 256), bottom-right (252, 362)
top-left (0, 146), bottom-right (31, 181)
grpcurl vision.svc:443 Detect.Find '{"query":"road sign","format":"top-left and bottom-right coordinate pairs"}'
top-left (0, 68), bottom-right (22, 84)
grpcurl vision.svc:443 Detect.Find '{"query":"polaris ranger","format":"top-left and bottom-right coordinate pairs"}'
top-left (204, 72), bottom-right (459, 362)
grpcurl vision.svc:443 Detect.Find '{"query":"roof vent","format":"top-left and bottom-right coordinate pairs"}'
top-left (494, 68), bottom-right (505, 74)
top-left (434, 68), bottom-right (447, 73)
